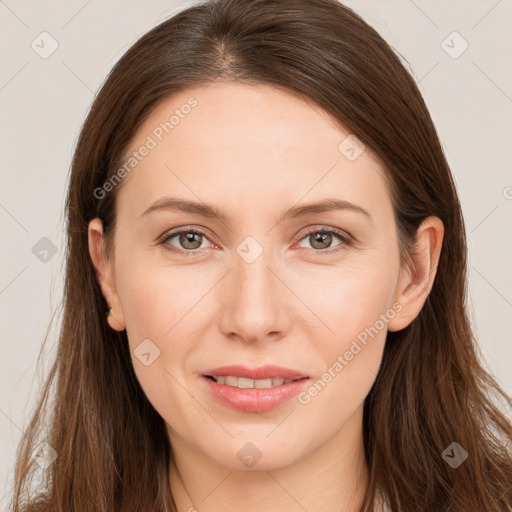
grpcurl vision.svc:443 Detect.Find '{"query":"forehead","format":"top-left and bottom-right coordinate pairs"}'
top-left (125, 82), bottom-right (346, 160)
top-left (117, 82), bottom-right (392, 221)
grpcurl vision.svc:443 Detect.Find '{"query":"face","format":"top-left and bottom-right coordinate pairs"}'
top-left (90, 82), bottom-right (409, 471)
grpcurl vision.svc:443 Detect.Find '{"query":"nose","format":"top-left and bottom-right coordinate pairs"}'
top-left (218, 246), bottom-right (291, 344)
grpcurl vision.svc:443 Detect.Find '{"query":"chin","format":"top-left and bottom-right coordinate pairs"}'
top-left (200, 435), bottom-right (308, 472)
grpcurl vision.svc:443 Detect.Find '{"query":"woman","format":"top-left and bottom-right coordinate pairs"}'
top-left (10, 0), bottom-right (512, 511)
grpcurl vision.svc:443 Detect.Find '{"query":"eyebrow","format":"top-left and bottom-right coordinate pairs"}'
top-left (140, 196), bottom-right (372, 222)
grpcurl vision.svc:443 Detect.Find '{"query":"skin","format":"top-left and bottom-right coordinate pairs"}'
top-left (88, 82), bottom-right (444, 512)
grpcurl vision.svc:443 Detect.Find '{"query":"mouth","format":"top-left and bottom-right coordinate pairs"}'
top-left (200, 365), bottom-right (310, 413)
top-left (203, 375), bottom-right (308, 388)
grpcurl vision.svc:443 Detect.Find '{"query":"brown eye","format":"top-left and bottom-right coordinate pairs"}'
top-left (159, 228), bottom-right (213, 254)
top-left (309, 231), bottom-right (334, 250)
top-left (296, 227), bottom-right (352, 255)
top-left (178, 231), bottom-right (203, 250)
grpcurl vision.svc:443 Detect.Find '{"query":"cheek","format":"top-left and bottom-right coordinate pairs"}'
top-left (290, 252), bottom-right (399, 342)
top-left (293, 255), bottom-right (397, 416)
top-left (115, 257), bottom-right (220, 407)
top-left (116, 252), bottom-right (215, 346)
top-left (317, 275), bottom-right (390, 393)
top-left (297, 291), bottom-right (390, 441)
top-left (115, 264), bottom-right (202, 423)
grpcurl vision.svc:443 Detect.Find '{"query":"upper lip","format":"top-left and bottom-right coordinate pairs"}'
top-left (202, 364), bottom-right (309, 380)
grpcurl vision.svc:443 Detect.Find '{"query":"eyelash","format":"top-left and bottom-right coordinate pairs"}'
top-left (157, 225), bottom-right (354, 257)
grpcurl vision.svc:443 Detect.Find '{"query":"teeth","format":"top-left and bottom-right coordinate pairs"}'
top-left (238, 377), bottom-right (255, 388)
top-left (213, 376), bottom-right (296, 388)
top-left (225, 376), bottom-right (237, 386)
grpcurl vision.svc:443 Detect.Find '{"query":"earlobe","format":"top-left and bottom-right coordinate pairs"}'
top-left (87, 218), bottom-right (126, 331)
top-left (388, 216), bottom-right (444, 332)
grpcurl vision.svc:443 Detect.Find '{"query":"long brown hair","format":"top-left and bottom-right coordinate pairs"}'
top-left (10, 0), bottom-right (512, 510)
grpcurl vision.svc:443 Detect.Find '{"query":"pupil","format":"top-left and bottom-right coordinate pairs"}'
top-left (180, 232), bottom-right (201, 249)
top-left (312, 232), bottom-right (331, 249)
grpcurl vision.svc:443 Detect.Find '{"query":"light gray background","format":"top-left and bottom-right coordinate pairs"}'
top-left (1, 0), bottom-right (511, 508)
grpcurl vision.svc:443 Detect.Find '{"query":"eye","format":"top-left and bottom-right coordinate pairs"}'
top-left (294, 226), bottom-right (353, 255)
top-left (158, 227), bottom-right (215, 255)
top-left (157, 225), bottom-right (354, 257)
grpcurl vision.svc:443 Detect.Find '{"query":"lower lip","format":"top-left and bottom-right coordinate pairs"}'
top-left (202, 376), bottom-right (309, 413)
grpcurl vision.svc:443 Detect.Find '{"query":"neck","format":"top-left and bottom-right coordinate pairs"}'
top-left (168, 406), bottom-right (369, 512)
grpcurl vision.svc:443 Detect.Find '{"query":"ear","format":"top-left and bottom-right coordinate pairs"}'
top-left (388, 216), bottom-right (444, 332)
top-left (88, 218), bottom-right (126, 331)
